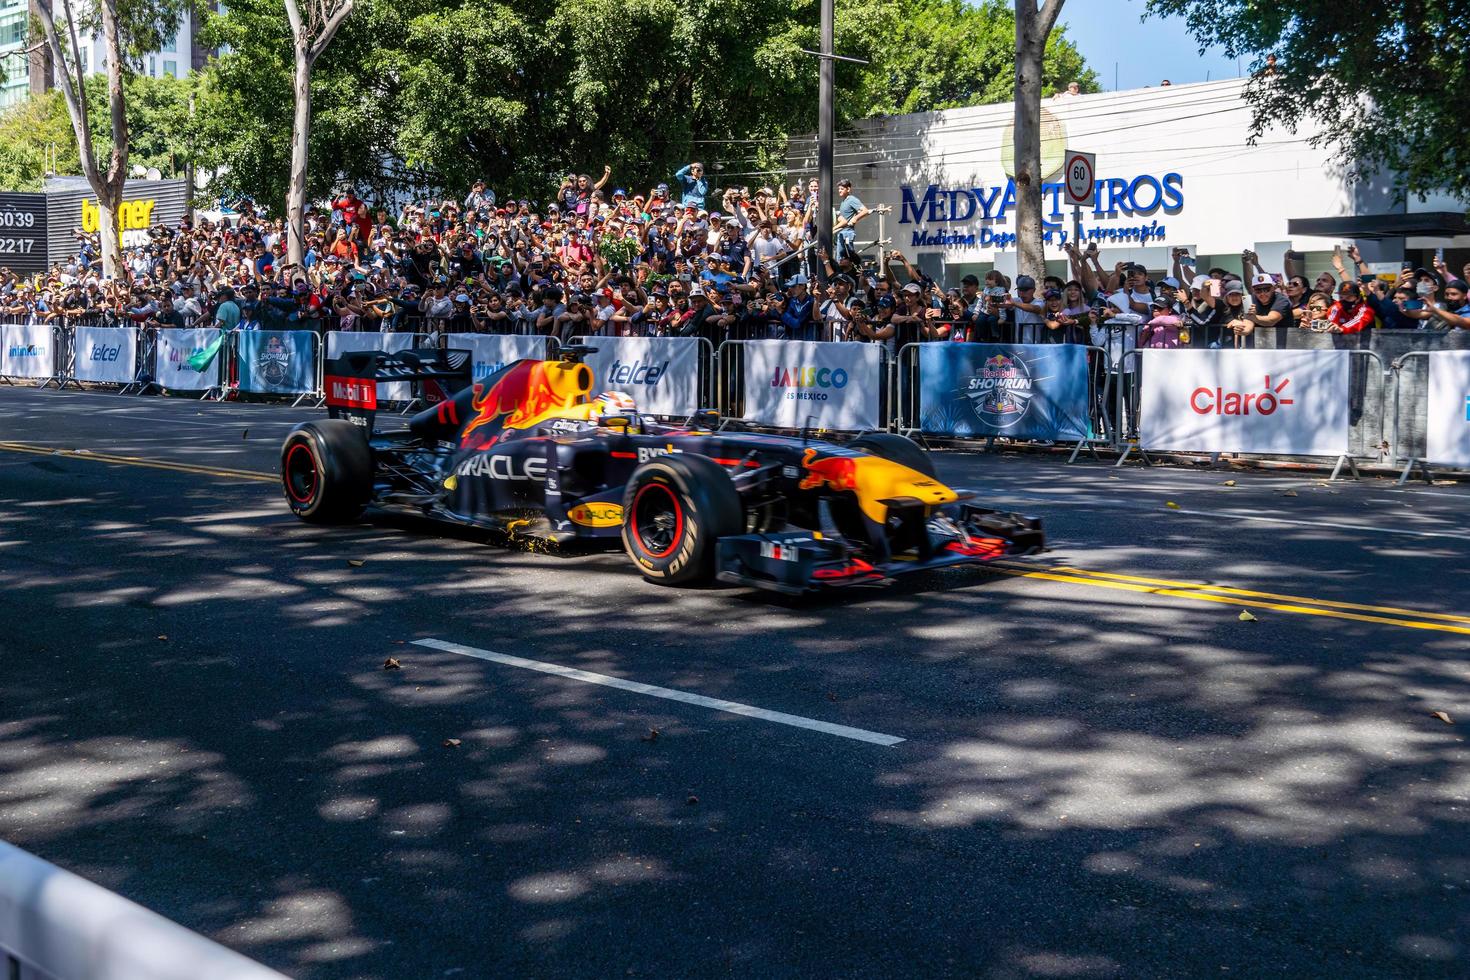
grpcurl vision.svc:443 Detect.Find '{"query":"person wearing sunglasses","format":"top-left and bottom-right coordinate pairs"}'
top-left (1242, 274), bottom-right (1291, 333)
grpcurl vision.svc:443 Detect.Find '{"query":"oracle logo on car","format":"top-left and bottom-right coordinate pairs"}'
top-left (1190, 375), bottom-right (1295, 416)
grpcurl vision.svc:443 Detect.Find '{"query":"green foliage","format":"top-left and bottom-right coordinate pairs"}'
top-left (1146, 0), bottom-right (1470, 203)
top-left (0, 73), bottom-right (198, 192)
top-left (197, 0), bottom-right (1097, 210)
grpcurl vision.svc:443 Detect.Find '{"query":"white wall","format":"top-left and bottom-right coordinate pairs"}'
top-left (792, 79), bottom-right (1371, 273)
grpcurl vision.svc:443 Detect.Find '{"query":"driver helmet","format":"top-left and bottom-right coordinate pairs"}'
top-left (589, 390), bottom-right (639, 432)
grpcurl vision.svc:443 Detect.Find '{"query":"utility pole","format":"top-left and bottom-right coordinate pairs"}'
top-left (817, 0), bottom-right (834, 282)
top-left (799, 2), bottom-right (867, 287)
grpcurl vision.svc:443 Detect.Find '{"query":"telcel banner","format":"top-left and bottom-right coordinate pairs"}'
top-left (236, 330), bottom-right (317, 395)
top-left (73, 326), bottom-right (138, 384)
top-left (447, 334), bottom-right (553, 388)
top-left (1139, 348), bottom-right (1350, 456)
top-left (155, 327), bottom-right (222, 390)
top-left (918, 343), bottom-right (1090, 440)
top-left (1, 321), bottom-right (53, 380)
top-left (1426, 349), bottom-right (1470, 467)
top-left (575, 335), bottom-right (701, 417)
top-left (326, 331), bottom-right (415, 401)
top-left (741, 339), bottom-right (881, 430)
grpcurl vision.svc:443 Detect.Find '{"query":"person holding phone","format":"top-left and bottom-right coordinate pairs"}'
top-left (1325, 281), bottom-right (1375, 334)
top-left (1421, 279), bottom-right (1470, 329)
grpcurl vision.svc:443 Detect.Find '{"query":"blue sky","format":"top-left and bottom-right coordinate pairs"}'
top-left (1057, 0), bottom-right (1241, 91)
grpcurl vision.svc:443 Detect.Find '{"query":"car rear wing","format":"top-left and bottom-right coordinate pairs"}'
top-left (324, 348), bottom-right (472, 432)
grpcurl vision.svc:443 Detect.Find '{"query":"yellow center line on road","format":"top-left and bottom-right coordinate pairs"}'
top-left (0, 441), bottom-right (277, 484)
top-left (991, 562), bottom-right (1470, 635)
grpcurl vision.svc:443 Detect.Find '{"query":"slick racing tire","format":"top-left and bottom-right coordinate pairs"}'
top-left (281, 420), bottom-right (372, 524)
top-left (848, 432), bottom-right (937, 478)
top-left (622, 454), bottom-right (744, 586)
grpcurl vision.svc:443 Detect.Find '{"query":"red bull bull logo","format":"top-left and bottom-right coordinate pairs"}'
top-left (460, 359), bottom-right (591, 447)
top-left (798, 447), bottom-right (860, 491)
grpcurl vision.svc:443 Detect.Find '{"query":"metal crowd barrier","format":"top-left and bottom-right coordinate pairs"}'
top-left (1110, 347), bottom-right (1388, 480)
top-left (1388, 350), bottom-right (1470, 484)
top-left (568, 333), bottom-right (714, 420)
top-left (0, 838), bottom-right (287, 980)
top-left (715, 337), bottom-right (888, 433)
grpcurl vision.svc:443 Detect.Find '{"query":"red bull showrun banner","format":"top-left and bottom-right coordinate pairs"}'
top-left (918, 343), bottom-right (1091, 440)
top-left (236, 330), bottom-right (318, 395)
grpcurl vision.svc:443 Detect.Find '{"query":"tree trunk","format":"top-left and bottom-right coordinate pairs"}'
top-left (287, 47), bottom-right (312, 267)
top-left (1013, 0), bottom-right (1063, 284)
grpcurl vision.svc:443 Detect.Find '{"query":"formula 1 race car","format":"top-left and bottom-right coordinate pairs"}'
top-left (280, 345), bottom-right (1043, 593)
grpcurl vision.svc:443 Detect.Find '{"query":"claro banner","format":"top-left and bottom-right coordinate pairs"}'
top-left (741, 339), bottom-right (881, 430)
top-left (575, 336), bottom-right (702, 417)
top-left (72, 326), bottom-right (138, 384)
top-left (1139, 348), bottom-right (1350, 456)
top-left (325, 331), bottom-right (415, 402)
top-left (917, 343), bottom-right (1090, 440)
top-left (1426, 350), bottom-right (1470, 467)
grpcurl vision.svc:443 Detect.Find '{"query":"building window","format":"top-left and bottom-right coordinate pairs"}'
top-left (79, 47), bottom-right (88, 73)
top-left (147, 55), bottom-right (154, 75)
top-left (162, 59), bottom-right (177, 77)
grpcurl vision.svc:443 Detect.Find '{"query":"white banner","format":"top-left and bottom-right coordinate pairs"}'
top-left (574, 335), bottom-right (702, 417)
top-left (155, 327), bottom-right (222, 391)
top-left (447, 334), bottom-right (552, 387)
top-left (73, 326), bottom-right (138, 384)
top-left (1426, 350), bottom-right (1470, 467)
top-left (326, 331), bottom-right (415, 402)
top-left (741, 339), bottom-right (882, 431)
top-left (1139, 348), bottom-right (1350, 456)
top-left (1, 321), bottom-right (54, 380)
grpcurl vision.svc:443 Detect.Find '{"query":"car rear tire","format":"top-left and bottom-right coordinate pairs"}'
top-left (622, 454), bottom-right (744, 585)
top-left (281, 420), bottom-right (372, 524)
top-left (848, 433), bottom-right (937, 478)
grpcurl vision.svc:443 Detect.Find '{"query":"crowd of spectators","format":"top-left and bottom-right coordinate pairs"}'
top-left (3, 167), bottom-right (1469, 354)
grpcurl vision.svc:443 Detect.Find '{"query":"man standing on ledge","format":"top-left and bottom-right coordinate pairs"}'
top-left (674, 162), bottom-right (708, 208)
top-left (833, 179), bottom-right (872, 265)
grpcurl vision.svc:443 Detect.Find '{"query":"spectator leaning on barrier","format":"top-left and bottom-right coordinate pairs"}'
top-left (1244, 274), bottom-right (1291, 332)
top-left (1008, 275), bottom-right (1045, 343)
top-left (1139, 295), bottom-right (1183, 348)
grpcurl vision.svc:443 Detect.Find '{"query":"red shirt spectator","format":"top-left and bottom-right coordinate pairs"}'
top-left (1327, 283), bottom-right (1374, 334)
top-left (333, 190), bottom-right (372, 243)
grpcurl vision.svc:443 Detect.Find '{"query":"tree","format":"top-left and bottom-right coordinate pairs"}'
top-left (197, 0), bottom-right (1097, 211)
top-left (282, 0), bottom-right (355, 265)
top-left (32, 0), bottom-right (189, 279)
top-left (1012, 0), bottom-right (1065, 283)
top-left (1147, 0), bottom-right (1470, 205)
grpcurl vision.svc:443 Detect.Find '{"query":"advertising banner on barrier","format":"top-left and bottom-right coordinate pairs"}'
top-left (73, 326), bottom-right (138, 384)
top-left (447, 334), bottom-right (551, 386)
top-left (740, 339), bottom-right (881, 430)
top-left (155, 327), bottom-right (222, 390)
top-left (326, 331), bottom-right (414, 401)
top-left (917, 343), bottom-right (1090, 440)
top-left (1139, 348), bottom-right (1350, 456)
top-left (1426, 349), bottom-right (1470, 467)
top-left (575, 335), bottom-right (701, 417)
top-left (236, 330), bottom-right (316, 395)
top-left (1, 321), bottom-right (54, 380)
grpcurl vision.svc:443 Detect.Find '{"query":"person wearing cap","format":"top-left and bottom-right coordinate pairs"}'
top-left (1042, 287), bottom-right (1086, 345)
top-left (1420, 278), bottom-right (1470, 329)
top-left (779, 273), bottom-right (817, 341)
top-left (1219, 279), bottom-right (1256, 348)
top-left (673, 162), bottom-right (708, 208)
top-left (213, 286), bottom-right (241, 332)
top-left (1325, 281), bottom-right (1375, 334)
top-left (1243, 273), bottom-right (1290, 331)
top-left (833, 179), bottom-right (873, 264)
top-left (1007, 274), bottom-right (1046, 343)
top-left (1139, 294), bottom-right (1184, 349)
top-left (1182, 273), bottom-right (1225, 347)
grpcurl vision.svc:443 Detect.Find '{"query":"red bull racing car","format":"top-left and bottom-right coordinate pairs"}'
top-left (279, 345), bottom-right (1043, 593)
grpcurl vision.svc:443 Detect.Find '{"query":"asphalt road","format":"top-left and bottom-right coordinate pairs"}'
top-left (1, 387), bottom-right (1467, 979)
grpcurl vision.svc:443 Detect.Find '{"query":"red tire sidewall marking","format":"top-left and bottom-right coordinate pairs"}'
top-left (631, 481), bottom-right (684, 559)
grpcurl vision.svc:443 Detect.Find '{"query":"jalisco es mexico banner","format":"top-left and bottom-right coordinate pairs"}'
top-left (72, 326), bottom-right (138, 384)
top-left (918, 343), bottom-right (1091, 440)
top-left (574, 335), bottom-right (702, 417)
top-left (740, 339), bottom-right (882, 431)
top-left (1426, 349), bottom-right (1470, 467)
top-left (1139, 348), bottom-right (1350, 456)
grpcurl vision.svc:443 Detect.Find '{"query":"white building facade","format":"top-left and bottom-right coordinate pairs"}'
top-left (795, 79), bottom-right (1470, 285)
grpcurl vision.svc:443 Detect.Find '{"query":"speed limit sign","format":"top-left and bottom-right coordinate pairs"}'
top-left (1063, 150), bottom-right (1095, 207)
